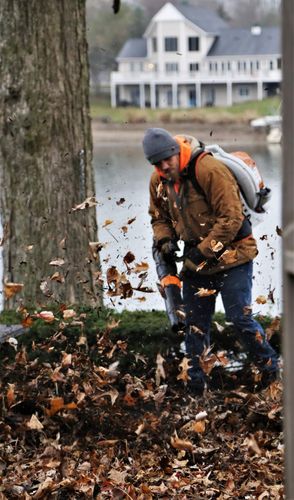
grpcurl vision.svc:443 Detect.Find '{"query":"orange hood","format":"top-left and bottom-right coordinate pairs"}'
top-left (155, 135), bottom-right (192, 191)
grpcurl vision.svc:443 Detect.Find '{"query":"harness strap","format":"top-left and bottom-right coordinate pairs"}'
top-left (185, 150), bottom-right (252, 243)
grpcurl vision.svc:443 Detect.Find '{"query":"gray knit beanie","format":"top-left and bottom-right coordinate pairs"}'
top-left (142, 128), bottom-right (180, 164)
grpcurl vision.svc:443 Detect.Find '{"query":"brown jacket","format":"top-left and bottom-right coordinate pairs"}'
top-left (149, 135), bottom-right (258, 274)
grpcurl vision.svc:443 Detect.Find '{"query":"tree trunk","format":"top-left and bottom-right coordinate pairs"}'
top-left (0, 0), bottom-right (101, 308)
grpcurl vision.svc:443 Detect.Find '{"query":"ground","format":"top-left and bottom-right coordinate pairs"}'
top-left (0, 318), bottom-right (283, 499)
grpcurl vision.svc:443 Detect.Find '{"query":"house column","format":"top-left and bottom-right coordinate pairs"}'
top-left (139, 83), bottom-right (145, 109)
top-left (196, 82), bottom-right (202, 108)
top-left (226, 81), bottom-right (233, 106)
top-left (150, 83), bottom-right (156, 109)
top-left (172, 83), bottom-right (178, 109)
top-left (111, 83), bottom-right (116, 108)
top-left (257, 81), bottom-right (263, 100)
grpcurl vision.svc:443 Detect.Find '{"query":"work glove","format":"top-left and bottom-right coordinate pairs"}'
top-left (183, 247), bottom-right (207, 272)
top-left (159, 238), bottom-right (179, 264)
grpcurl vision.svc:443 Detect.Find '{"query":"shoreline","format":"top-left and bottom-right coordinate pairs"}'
top-left (92, 119), bottom-right (268, 146)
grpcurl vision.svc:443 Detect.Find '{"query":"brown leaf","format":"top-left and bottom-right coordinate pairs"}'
top-left (27, 414), bottom-right (44, 431)
top-left (121, 226), bottom-right (128, 234)
top-left (256, 295), bottom-right (267, 304)
top-left (193, 419), bottom-right (206, 433)
top-left (177, 357), bottom-right (192, 384)
top-left (6, 384), bottom-right (16, 408)
top-left (133, 261), bottom-right (149, 273)
top-left (210, 240), bottom-right (224, 252)
top-left (46, 397), bottom-right (77, 417)
top-left (255, 331), bottom-right (264, 344)
top-left (102, 219), bottom-right (113, 228)
top-left (123, 251), bottom-right (135, 265)
top-left (50, 272), bottom-right (65, 283)
top-left (196, 288), bottom-right (217, 297)
top-left (155, 353), bottom-right (166, 386)
top-left (35, 311), bottom-right (56, 323)
top-left (220, 249), bottom-right (238, 264)
top-left (4, 282), bottom-right (24, 299)
top-left (170, 431), bottom-right (193, 452)
top-left (49, 258), bottom-right (65, 267)
top-left (116, 197), bottom-right (125, 205)
top-left (127, 217), bottom-right (136, 225)
top-left (276, 225), bottom-right (283, 236)
top-left (63, 309), bottom-right (76, 320)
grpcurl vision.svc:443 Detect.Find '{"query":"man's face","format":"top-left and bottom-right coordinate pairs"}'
top-left (155, 154), bottom-right (180, 182)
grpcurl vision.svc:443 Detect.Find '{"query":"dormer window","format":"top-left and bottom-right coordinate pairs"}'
top-left (165, 37), bottom-right (178, 52)
top-left (188, 37), bottom-right (200, 51)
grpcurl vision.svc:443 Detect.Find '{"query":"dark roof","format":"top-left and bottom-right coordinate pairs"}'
top-left (208, 27), bottom-right (281, 56)
top-left (117, 38), bottom-right (147, 58)
top-left (176, 4), bottom-right (229, 33)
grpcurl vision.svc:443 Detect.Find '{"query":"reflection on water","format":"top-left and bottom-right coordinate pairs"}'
top-left (94, 142), bottom-right (282, 316)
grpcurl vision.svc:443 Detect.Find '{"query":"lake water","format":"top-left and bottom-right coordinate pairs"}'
top-left (94, 142), bottom-right (282, 316)
top-left (0, 141), bottom-right (282, 315)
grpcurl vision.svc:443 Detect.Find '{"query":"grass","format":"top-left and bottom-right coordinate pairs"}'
top-left (90, 95), bottom-right (281, 125)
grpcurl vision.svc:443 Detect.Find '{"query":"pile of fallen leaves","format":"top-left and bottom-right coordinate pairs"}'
top-left (0, 313), bottom-right (283, 500)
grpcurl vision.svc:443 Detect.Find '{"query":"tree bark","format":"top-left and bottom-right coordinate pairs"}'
top-left (0, 0), bottom-right (100, 308)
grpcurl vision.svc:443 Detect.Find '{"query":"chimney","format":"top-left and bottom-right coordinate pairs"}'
top-left (251, 25), bottom-right (262, 36)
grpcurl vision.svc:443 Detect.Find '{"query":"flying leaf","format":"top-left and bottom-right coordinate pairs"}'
top-left (72, 196), bottom-right (98, 211)
top-left (63, 309), bottom-right (76, 320)
top-left (211, 240), bottom-right (224, 252)
top-left (50, 272), bottom-right (65, 283)
top-left (40, 280), bottom-right (53, 297)
top-left (196, 288), bottom-right (217, 297)
top-left (155, 353), bottom-right (166, 386)
top-left (255, 331), bottom-right (264, 344)
top-left (4, 282), bottom-right (24, 299)
top-left (102, 219), bottom-right (113, 228)
top-left (49, 258), bottom-right (65, 267)
top-left (116, 197), bottom-right (125, 205)
top-left (127, 217), bottom-right (136, 225)
top-left (133, 261), bottom-right (149, 273)
top-left (276, 225), bottom-right (283, 236)
top-left (177, 357), bottom-right (192, 384)
top-left (256, 295), bottom-right (267, 304)
top-left (7, 337), bottom-right (18, 350)
top-left (35, 311), bottom-right (55, 323)
top-left (123, 251), bottom-right (135, 265)
top-left (121, 226), bottom-right (128, 234)
top-left (220, 249), bottom-right (238, 265)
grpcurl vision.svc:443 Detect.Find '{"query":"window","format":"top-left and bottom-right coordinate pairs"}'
top-left (165, 37), bottom-right (178, 52)
top-left (277, 58), bottom-right (282, 69)
top-left (270, 60), bottom-right (274, 70)
top-left (152, 37), bottom-right (157, 52)
top-left (165, 62), bottom-right (178, 73)
top-left (188, 37), bottom-right (199, 51)
top-left (227, 61), bottom-right (231, 71)
top-left (209, 62), bottom-right (213, 72)
top-left (239, 86), bottom-right (249, 96)
top-left (189, 63), bottom-right (199, 72)
top-left (256, 61), bottom-right (260, 70)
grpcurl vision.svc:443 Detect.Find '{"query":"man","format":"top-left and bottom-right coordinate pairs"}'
top-left (143, 127), bottom-right (279, 395)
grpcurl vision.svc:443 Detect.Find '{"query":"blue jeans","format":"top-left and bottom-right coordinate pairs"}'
top-left (182, 261), bottom-right (279, 387)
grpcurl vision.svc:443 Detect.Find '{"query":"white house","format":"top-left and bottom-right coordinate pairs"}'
top-left (110, 2), bottom-right (281, 109)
